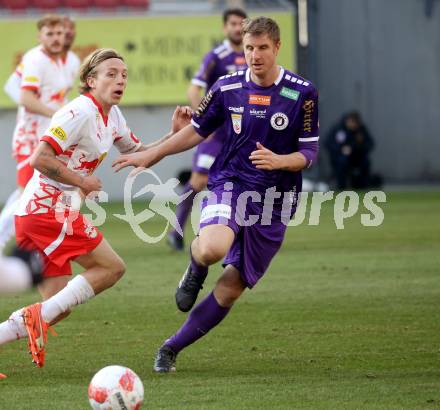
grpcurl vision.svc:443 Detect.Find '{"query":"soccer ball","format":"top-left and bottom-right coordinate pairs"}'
top-left (88, 365), bottom-right (144, 410)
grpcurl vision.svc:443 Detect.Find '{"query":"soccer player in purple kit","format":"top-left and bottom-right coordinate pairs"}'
top-left (167, 8), bottom-right (248, 251)
top-left (113, 16), bottom-right (319, 372)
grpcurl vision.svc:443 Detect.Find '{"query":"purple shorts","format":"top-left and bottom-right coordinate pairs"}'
top-left (199, 186), bottom-right (287, 288)
top-left (192, 133), bottom-right (223, 174)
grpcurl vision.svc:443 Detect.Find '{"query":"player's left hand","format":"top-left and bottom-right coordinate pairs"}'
top-left (171, 105), bottom-right (193, 133)
top-left (249, 142), bottom-right (282, 170)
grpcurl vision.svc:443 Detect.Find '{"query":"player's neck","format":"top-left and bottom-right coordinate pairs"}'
top-left (250, 65), bottom-right (280, 88)
top-left (61, 49), bottom-right (69, 63)
top-left (41, 46), bottom-right (61, 61)
top-left (226, 38), bottom-right (242, 53)
top-left (90, 92), bottom-right (111, 116)
top-left (230, 42), bottom-right (242, 53)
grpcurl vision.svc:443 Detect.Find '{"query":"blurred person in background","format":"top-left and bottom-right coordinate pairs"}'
top-left (0, 248), bottom-right (43, 294)
top-left (325, 111), bottom-right (375, 190)
top-left (3, 16), bottom-right (79, 105)
top-left (0, 15), bottom-right (80, 255)
top-left (167, 8), bottom-right (248, 251)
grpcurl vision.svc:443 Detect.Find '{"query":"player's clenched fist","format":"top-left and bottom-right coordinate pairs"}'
top-left (249, 142), bottom-right (282, 170)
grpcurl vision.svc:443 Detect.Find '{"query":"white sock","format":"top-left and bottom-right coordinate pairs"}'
top-left (0, 189), bottom-right (21, 253)
top-left (0, 309), bottom-right (27, 345)
top-left (0, 257), bottom-right (32, 293)
top-left (41, 275), bottom-right (95, 324)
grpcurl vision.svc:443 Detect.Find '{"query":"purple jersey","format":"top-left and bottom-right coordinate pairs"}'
top-left (191, 40), bottom-right (247, 173)
top-left (192, 40), bottom-right (247, 92)
top-left (191, 67), bottom-right (319, 209)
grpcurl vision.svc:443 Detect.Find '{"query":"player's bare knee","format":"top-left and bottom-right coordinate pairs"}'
top-left (197, 241), bottom-right (225, 265)
top-left (104, 256), bottom-right (126, 284)
top-left (112, 258), bottom-right (126, 280)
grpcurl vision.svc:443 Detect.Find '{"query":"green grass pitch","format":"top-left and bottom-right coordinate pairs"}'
top-left (0, 191), bottom-right (439, 409)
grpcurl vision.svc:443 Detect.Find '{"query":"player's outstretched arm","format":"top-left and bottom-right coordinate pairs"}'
top-left (249, 142), bottom-right (309, 172)
top-left (30, 142), bottom-right (102, 195)
top-left (112, 124), bottom-right (203, 173)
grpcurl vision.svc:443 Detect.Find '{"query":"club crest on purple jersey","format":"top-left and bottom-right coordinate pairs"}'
top-left (270, 112), bottom-right (289, 131)
top-left (231, 113), bottom-right (242, 134)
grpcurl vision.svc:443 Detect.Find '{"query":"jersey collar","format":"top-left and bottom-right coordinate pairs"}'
top-left (39, 45), bottom-right (61, 64)
top-left (223, 39), bottom-right (232, 51)
top-left (84, 92), bottom-right (109, 126)
top-left (245, 66), bottom-right (285, 87)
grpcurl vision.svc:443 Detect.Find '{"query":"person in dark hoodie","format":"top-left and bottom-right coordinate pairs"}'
top-left (325, 111), bottom-right (374, 189)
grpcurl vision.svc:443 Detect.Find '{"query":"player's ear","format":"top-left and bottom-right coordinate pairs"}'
top-left (87, 76), bottom-right (96, 90)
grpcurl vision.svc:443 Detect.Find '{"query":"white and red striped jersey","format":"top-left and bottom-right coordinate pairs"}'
top-left (16, 93), bottom-right (142, 216)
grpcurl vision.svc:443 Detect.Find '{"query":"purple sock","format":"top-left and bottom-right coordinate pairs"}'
top-left (172, 182), bottom-right (197, 239)
top-left (165, 292), bottom-right (230, 353)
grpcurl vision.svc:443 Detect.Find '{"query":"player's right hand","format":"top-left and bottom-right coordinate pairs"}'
top-left (112, 147), bottom-right (160, 173)
top-left (80, 175), bottom-right (102, 195)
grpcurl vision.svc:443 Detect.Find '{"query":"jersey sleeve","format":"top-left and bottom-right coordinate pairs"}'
top-left (20, 55), bottom-right (43, 92)
top-left (190, 81), bottom-right (226, 138)
top-left (191, 52), bottom-right (216, 89)
top-left (41, 107), bottom-right (88, 155)
top-left (3, 71), bottom-right (21, 104)
top-left (112, 106), bottom-right (142, 154)
top-left (298, 87), bottom-right (320, 167)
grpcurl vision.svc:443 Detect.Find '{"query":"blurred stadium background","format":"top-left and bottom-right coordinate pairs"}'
top-left (1, 0), bottom-right (439, 202)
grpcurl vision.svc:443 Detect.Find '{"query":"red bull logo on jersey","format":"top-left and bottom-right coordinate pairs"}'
top-left (74, 152), bottom-right (107, 175)
top-left (50, 89), bottom-right (67, 103)
top-left (84, 222), bottom-right (98, 239)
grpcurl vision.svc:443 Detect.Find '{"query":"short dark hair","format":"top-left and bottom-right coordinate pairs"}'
top-left (37, 14), bottom-right (64, 31)
top-left (242, 16), bottom-right (280, 44)
top-left (223, 8), bottom-right (247, 24)
top-left (345, 111), bottom-right (362, 124)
